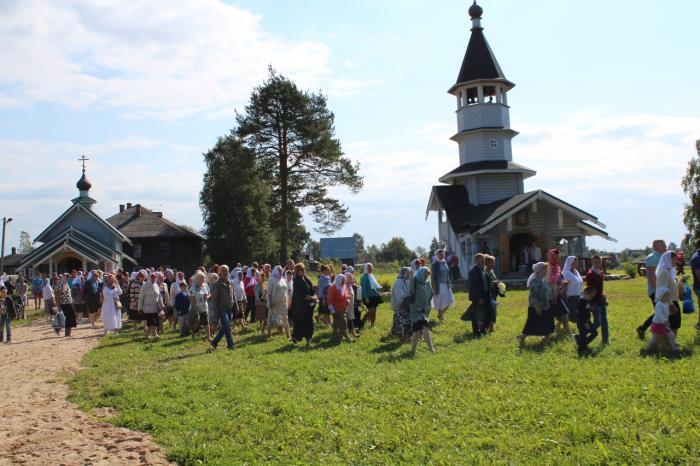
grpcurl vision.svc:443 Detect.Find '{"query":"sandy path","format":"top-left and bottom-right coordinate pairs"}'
top-left (0, 310), bottom-right (172, 465)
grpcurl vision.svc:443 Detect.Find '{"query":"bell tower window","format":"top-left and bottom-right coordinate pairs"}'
top-left (489, 139), bottom-right (498, 149)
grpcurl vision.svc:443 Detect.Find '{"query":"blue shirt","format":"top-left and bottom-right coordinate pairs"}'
top-left (174, 291), bottom-right (191, 316)
top-left (691, 250), bottom-right (700, 291)
top-left (645, 251), bottom-right (661, 296)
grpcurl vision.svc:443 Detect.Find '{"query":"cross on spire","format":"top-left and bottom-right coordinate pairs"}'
top-left (78, 154), bottom-right (90, 173)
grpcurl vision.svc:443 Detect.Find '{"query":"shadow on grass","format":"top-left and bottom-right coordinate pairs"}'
top-left (371, 338), bottom-right (405, 354)
top-left (157, 350), bottom-right (209, 363)
top-left (376, 350), bottom-right (416, 363)
top-left (452, 332), bottom-right (482, 344)
top-left (639, 346), bottom-right (693, 360)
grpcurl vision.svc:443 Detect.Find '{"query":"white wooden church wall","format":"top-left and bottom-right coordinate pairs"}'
top-left (458, 133), bottom-right (512, 164)
top-left (476, 174), bottom-right (521, 204)
top-left (458, 104), bottom-right (510, 132)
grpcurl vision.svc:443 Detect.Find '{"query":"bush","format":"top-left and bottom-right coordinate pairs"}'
top-left (380, 280), bottom-right (392, 293)
top-left (623, 262), bottom-right (637, 279)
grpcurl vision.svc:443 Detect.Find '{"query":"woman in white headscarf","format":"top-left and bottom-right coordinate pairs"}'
top-left (360, 263), bottom-right (383, 328)
top-left (517, 262), bottom-right (554, 346)
top-left (562, 256), bottom-right (583, 323)
top-left (267, 266), bottom-right (290, 338)
top-left (390, 267), bottom-right (412, 339)
top-left (328, 274), bottom-right (351, 342)
top-left (230, 268), bottom-right (247, 329)
top-left (101, 273), bottom-right (122, 335)
top-left (344, 272), bottom-right (359, 338)
top-left (656, 251), bottom-right (681, 334)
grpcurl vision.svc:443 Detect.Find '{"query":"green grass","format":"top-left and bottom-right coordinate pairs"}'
top-left (69, 278), bottom-right (700, 465)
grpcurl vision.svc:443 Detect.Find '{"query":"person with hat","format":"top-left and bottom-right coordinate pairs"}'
top-left (517, 262), bottom-right (555, 346)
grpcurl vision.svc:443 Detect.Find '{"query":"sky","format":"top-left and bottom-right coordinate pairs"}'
top-left (1, 0), bottom-right (698, 255)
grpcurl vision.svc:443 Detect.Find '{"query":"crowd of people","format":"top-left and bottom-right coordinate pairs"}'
top-left (1, 238), bottom-right (699, 355)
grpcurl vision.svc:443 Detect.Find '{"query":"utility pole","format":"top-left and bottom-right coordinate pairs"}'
top-left (1, 217), bottom-right (13, 274)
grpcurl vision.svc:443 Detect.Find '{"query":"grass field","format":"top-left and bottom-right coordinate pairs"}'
top-left (69, 277), bottom-right (700, 465)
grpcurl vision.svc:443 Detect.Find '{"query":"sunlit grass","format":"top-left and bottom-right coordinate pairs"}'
top-left (69, 278), bottom-right (700, 465)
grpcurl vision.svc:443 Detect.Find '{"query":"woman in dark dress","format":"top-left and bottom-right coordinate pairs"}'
top-left (59, 274), bottom-right (78, 337)
top-left (291, 263), bottom-right (318, 349)
top-left (517, 262), bottom-right (555, 346)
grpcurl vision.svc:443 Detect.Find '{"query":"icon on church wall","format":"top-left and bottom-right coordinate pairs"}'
top-left (516, 211), bottom-right (529, 226)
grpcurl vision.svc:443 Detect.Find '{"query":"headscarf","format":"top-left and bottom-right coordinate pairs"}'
top-left (398, 267), bottom-right (410, 280)
top-left (346, 266), bottom-right (354, 274)
top-left (344, 272), bottom-right (355, 287)
top-left (246, 268), bottom-right (257, 287)
top-left (363, 263), bottom-right (382, 291)
top-left (527, 262), bottom-right (547, 288)
top-left (547, 249), bottom-right (560, 285)
top-left (231, 268), bottom-right (246, 301)
top-left (271, 265), bottom-right (283, 280)
top-left (562, 256), bottom-right (581, 281)
top-left (414, 266), bottom-right (430, 282)
top-left (655, 286), bottom-right (670, 303)
top-left (656, 251), bottom-right (676, 282)
top-left (334, 274), bottom-right (346, 288)
top-left (410, 259), bottom-right (420, 273)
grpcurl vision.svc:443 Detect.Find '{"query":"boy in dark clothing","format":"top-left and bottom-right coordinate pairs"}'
top-left (585, 255), bottom-right (609, 345)
top-left (175, 282), bottom-right (191, 337)
top-left (575, 287), bottom-right (599, 354)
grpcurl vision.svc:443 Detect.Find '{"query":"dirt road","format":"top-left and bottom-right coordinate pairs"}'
top-left (0, 314), bottom-right (172, 465)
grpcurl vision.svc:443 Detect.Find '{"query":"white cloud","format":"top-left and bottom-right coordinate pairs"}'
top-left (0, 0), bottom-right (332, 119)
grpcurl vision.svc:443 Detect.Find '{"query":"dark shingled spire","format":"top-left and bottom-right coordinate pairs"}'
top-left (454, 2), bottom-right (507, 86)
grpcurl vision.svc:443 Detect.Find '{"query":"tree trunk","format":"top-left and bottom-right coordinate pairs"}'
top-left (279, 138), bottom-right (289, 264)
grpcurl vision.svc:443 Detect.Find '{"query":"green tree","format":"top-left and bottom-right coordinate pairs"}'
top-left (236, 68), bottom-right (363, 263)
top-left (200, 133), bottom-right (276, 264)
top-left (353, 232), bottom-right (366, 258)
top-left (19, 231), bottom-right (34, 253)
top-left (378, 237), bottom-right (414, 264)
top-left (429, 237), bottom-right (441, 258)
top-left (681, 140), bottom-right (700, 243)
top-left (306, 239), bottom-right (321, 261)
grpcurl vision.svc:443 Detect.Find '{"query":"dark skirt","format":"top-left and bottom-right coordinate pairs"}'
top-left (318, 301), bottom-right (331, 315)
top-left (291, 305), bottom-right (314, 341)
top-left (522, 306), bottom-right (555, 336)
top-left (391, 309), bottom-right (408, 336)
top-left (566, 296), bottom-right (580, 323)
top-left (670, 301), bottom-right (681, 330)
top-left (127, 307), bottom-right (143, 321)
top-left (145, 313), bottom-right (160, 328)
top-left (255, 304), bottom-right (268, 322)
top-left (412, 319), bottom-right (429, 332)
top-left (551, 299), bottom-right (569, 320)
top-left (366, 295), bottom-right (382, 308)
top-left (62, 303), bottom-right (77, 328)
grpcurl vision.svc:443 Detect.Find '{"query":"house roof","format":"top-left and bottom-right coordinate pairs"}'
top-left (107, 204), bottom-right (204, 239)
top-left (427, 187), bottom-right (611, 239)
top-left (319, 237), bottom-right (356, 260)
top-left (1, 252), bottom-right (26, 268)
top-left (439, 160), bottom-right (536, 182)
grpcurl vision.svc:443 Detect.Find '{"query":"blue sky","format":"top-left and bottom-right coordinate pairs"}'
top-left (1, 0), bottom-right (698, 254)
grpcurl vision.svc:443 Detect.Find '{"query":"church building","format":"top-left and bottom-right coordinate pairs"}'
top-left (18, 160), bottom-right (134, 275)
top-left (18, 159), bottom-right (203, 275)
top-left (426, 2), bottom-right (614, 278)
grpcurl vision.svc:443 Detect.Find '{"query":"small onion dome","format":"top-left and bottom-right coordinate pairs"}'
top-left (76, 171), bottom-right (92, 191)
top-left (469, 1), bottom-right (483, 19)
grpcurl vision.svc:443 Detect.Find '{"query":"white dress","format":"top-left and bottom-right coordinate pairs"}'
top-left (102, 285), bottom-right (123, 331)
top-left (267, 279), bottom-right (289, 326)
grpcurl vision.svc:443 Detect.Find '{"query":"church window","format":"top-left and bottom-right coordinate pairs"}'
top-left (489, 139), bottom-right (497, 149)
top-left (160, 241), bottom-right (171, 257)
top-left (133, 244), bottom-right (142, 258)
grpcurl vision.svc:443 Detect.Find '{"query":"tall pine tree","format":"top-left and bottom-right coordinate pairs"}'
top-left (681, 140), bottom-right (700, 243)
top-left (200, 133), bottom-right (276, 264)
top-left (236, 68), bottom-right (363, 263)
